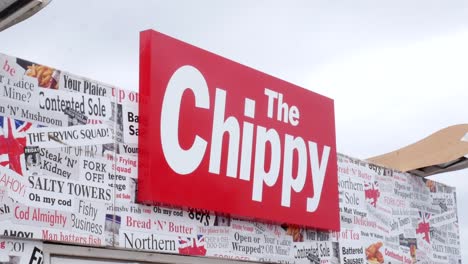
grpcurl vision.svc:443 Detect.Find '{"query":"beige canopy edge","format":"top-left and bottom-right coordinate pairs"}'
top-left (367, 124), bottom-right (468, 177)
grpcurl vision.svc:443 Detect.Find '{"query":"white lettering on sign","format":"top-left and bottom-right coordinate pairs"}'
top-left (160, 65), bottom-right (330, 213)
top-left (160, 66), bottom-right (209, 175)
top-left (264, 88), bottom-right (300, 126)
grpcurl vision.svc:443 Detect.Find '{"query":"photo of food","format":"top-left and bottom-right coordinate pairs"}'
top-left (14, 57), bottom-right (60, 89)
top-left (26, 64), bottom-right (59, 88)
top-left (283, 224), bottom-right (304, 242)
top-left (410, 244), bottom-right (417, 263)
top-left (425, 179), bottom-right (437, 193)
top-left (365, 242), bottom-right (384, 264)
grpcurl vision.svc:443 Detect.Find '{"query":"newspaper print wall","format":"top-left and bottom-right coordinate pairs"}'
top-left (0, 53), bottom-right (462, 264)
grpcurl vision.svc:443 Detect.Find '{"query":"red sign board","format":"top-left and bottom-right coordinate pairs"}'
top-left (138, 30), bottom-right (339, 230)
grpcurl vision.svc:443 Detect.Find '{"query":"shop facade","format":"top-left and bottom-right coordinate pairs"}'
top-left (0, 30), bottom-right (462, 264)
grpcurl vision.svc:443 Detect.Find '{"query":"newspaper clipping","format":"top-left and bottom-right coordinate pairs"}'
top-left (0, 52), bottom-right (462, 263)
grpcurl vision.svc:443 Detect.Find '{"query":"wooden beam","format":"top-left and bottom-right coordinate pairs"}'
top-left (367, 124), bottom-right (468, 174)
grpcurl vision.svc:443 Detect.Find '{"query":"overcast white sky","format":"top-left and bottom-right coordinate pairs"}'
top-left (1, 0), bottom-right (467, 259)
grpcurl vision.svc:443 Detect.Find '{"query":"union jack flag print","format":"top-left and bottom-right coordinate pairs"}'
top-left (416, 211), bottom-right (431, 244)
top-left (0, 116), bottom-right (33, 176)
top-left (178, 235), bottom-right (206, 256)
top-left (364, 181), bottom-right (380, 208)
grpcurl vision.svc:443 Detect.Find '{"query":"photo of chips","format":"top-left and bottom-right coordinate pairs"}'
top-left (26, 64), bottom-right (58, 88)
top-left (365, 242), bottom-right (384, 264)
top-left (285, 225), bottom-right (304, 242)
